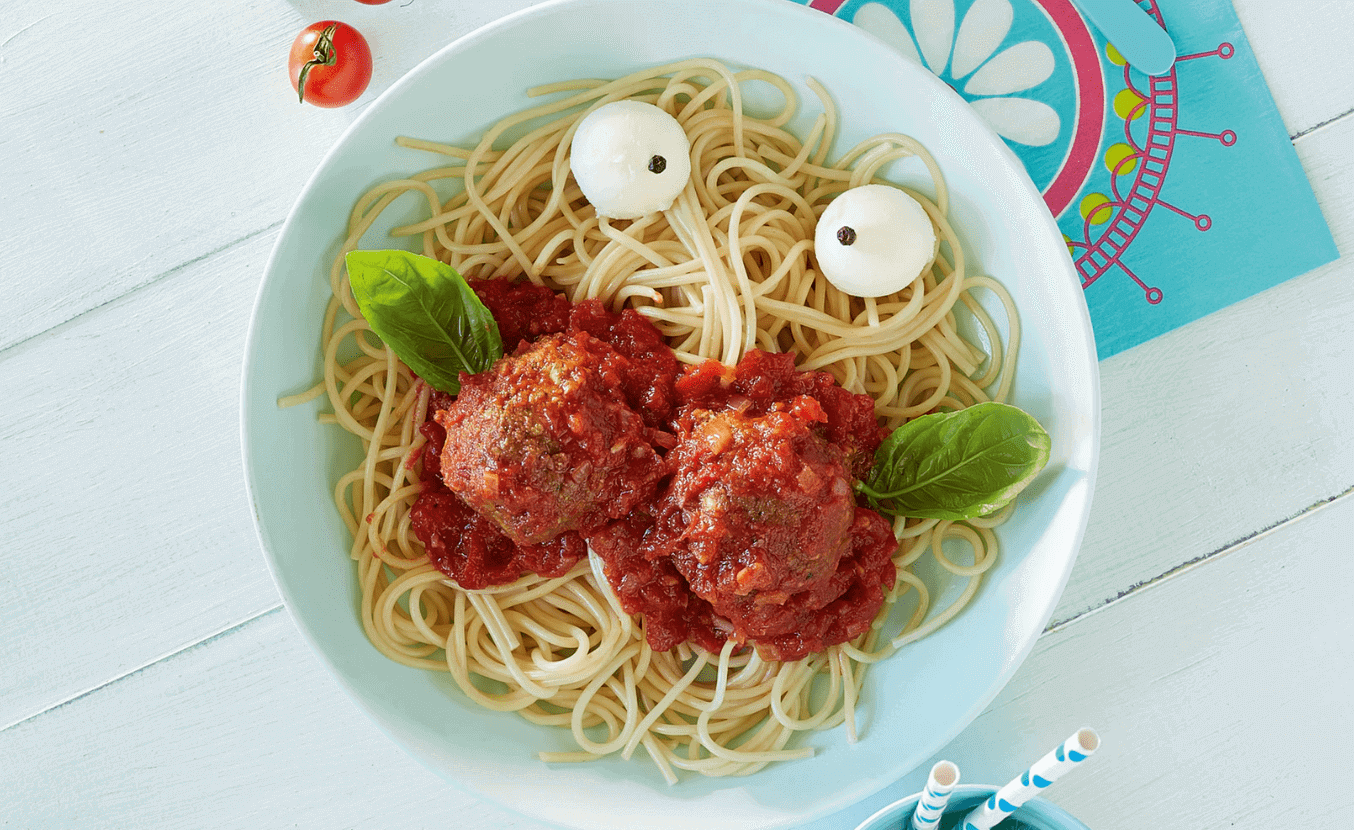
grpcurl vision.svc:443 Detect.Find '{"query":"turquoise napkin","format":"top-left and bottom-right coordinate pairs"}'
top-left (799, 0), bottom-right (1338, 358)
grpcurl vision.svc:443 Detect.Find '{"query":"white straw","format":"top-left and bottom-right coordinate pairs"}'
top-left (911, 760), bottom-right (961, 830)
top-left (960, 728), bottom-right (1100, 830)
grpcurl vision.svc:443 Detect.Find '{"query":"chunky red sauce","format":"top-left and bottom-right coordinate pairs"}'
top-left (409, 277), bottom-right (897, 660)
top-left (472, 278), bottom-right (571, 351)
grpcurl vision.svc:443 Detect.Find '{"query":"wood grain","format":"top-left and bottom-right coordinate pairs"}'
top-left (819, 490), bottom-right (1354, 830)
top-left (0, 233), bottom-right (281, 729)
top-left (1231, 0), bottom-right (1354, 136)
top-left (0, 608), bottom-right (492, 830)
top-left (0, 0), bottom-right (539, 354)
top-left (0, 11), bottom-right (1351, 830)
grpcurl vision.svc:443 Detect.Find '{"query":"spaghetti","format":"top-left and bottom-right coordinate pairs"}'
top-left (292, 59), bottom-right (1019, 781)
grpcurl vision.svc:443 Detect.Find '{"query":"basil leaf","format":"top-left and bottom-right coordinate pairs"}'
top-left (860, 401), bottom-right (1051, 521)
top-left (344, 250), bottom-right (503, 394)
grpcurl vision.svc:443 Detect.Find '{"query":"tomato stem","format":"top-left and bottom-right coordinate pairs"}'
top-left (296, 24), bottom-right (339, 104)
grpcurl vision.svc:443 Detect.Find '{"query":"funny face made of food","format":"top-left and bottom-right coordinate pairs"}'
top-left (285, 60), bottom-right (1049, 782)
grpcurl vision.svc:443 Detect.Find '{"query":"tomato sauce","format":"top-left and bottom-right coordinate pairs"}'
top-left (472, 278), bottom-right (571, 351)
top-left (587, 511), bottom-right (726, 654)
top-left (409, 277), bottom-right (897, 661)
top-left (409, 485), bottom-right (586, 590)
top-left (567, 299), bottom-right (680, 429)
top-left (641, 397), bottom-right (897, 661)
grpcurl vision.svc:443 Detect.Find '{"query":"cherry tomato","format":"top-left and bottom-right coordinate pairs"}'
top-left (288, 21), bottom-right (372, 108)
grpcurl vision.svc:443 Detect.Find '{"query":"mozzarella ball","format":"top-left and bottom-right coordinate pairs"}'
top-left (569, 100), bottom-right (692, 220)
top-left (814, 184), bottom-right (937, 297)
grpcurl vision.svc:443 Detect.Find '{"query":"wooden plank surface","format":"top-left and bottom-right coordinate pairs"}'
top-left (3, 477), bottom-right (1348, 829)
top-left (0, 0), bottom-right (537, 354)
top-left (0, 233), bottom-right (279, 729)
top-left (828, 489), bottom-right (1354, 830)
top-left (1231, 0), bottom-right (1354, 136)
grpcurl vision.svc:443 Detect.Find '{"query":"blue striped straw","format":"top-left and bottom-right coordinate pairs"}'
top-left (910, 761), bottom-right (960, 830)
top-left (960, 728), bottom-right (1100, 830)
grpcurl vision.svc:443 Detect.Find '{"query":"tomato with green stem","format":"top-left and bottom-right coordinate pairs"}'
top-left (288, 21), bottom-right (372, 108)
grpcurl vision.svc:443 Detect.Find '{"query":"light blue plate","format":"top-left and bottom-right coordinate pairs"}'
top-left (240, 0), bottom-right (1100, 827)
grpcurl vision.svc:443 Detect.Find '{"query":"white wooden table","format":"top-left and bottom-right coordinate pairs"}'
top-left (1, 1), bottom-right (1350, 827)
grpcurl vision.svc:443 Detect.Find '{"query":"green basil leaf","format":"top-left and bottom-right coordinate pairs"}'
top-left (344, 250), bottom-right (503, 394)
top-left (861, 401), bottom-right (1051, 520)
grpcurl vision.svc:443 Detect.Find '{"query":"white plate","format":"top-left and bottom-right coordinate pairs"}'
top-left (240, 0), bottom-right (1101, 827)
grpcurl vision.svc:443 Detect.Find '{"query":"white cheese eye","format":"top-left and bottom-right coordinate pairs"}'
top-left (569, 100), bottom-right (692, 220)
top-left (814, 184), bottom-right (938, 298)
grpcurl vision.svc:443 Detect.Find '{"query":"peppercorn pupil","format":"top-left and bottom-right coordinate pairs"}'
top-left (648, 155), bottom-right (667, 174)
top-left (837, 226), bottom-right (857, 246)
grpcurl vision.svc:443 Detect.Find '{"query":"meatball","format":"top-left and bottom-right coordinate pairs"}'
top-left (738, 507), bottom-right (898, 661)
top-left (674, 349), bottom-right (884, 479)
top-left (410, 410), bottom-right (585, 590)
top-left (649, 394), bottom-right (885, 654)
top-left (436, 332), bottom-right (666, 546)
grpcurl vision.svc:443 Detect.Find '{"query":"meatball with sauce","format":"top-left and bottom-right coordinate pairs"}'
top-left (436, 332), bottom-right (667, 546)
top-left (649, 394), bottom-right (896, 658)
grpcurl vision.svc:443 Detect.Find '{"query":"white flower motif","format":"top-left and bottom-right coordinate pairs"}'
top-left (854, 0), bottom-right (1061, 147)
top-left (911, 0), bottom-right (955, 75)
top-left (952, 0), bottom-right (1012, 77)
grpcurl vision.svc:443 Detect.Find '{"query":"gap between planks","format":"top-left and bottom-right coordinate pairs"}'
top-left (0, 220), bottom-right (281, 363)
top-left (4, 482), bottom-right (1350, 737)
top-left (0, 604), bottom-right (284, 734)
top-left (1045, 482), bottom-right (1354, 633)
top-left (1291, 104), bottom-right (1354, 141)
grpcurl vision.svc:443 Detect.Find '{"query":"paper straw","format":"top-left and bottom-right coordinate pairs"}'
top-left (960, 728), bottom-right (1100, 830)
top-left (910, 760), bottom-right (961, 830)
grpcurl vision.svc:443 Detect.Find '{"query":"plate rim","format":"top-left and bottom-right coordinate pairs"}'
top-left (239, 0), bottom-right (1102, 826)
